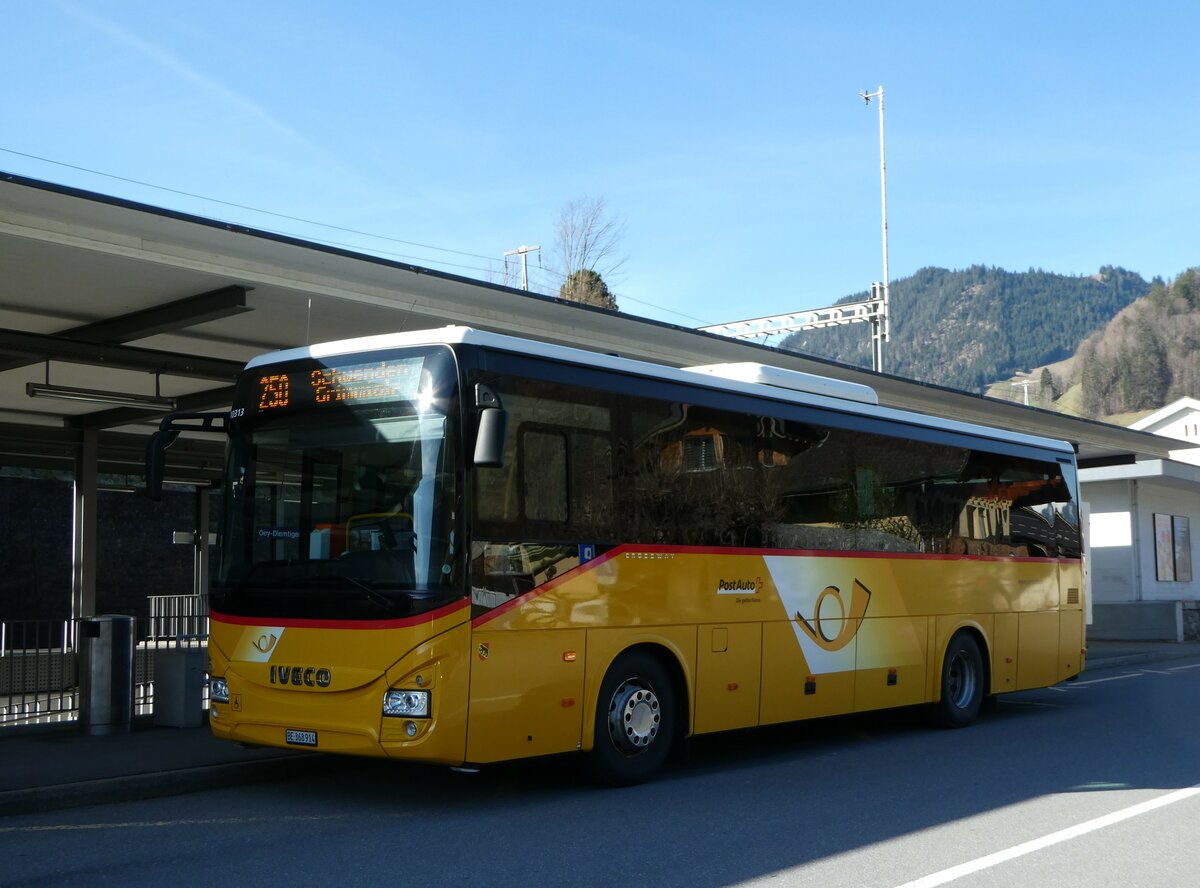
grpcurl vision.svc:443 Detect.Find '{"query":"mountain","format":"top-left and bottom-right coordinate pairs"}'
top-left (779, 265), bottom-right (1151, 392)
top-left (987, 268), bottom-right (1200, 420)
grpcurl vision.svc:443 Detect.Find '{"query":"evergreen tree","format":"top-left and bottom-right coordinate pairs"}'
top-left (559, 269), bottom-right (617, 310)
top-left (1038, 367), bottom-right (1059, 403)
top-left (1079, 342), bottom-right (1107, 418)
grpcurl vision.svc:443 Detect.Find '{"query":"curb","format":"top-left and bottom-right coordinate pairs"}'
top-left (0, 753), bottom-right (325, 818)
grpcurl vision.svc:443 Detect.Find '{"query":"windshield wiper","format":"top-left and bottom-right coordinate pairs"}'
top-left (339, 574), bottom-right (394, 610)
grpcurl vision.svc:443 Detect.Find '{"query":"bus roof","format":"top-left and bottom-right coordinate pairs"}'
top-left (246, 326), bottom-right (1076, 458)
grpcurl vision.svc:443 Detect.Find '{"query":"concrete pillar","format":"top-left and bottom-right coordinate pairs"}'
top-left (194, 485), bottom-right (211, 598)
top-left (71, 429), bottom-right (99, 628)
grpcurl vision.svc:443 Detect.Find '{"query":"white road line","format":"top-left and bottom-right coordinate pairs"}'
top-left (1168, 663), bottom-right (1200, 672)
top-left (892, 784), bottom-right (1200, 888)
top-left (1068, 672), bottom-right (1142, 686)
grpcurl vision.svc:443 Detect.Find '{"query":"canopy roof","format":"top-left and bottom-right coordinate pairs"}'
top-left (0, 172), bottom-right (1173, 483)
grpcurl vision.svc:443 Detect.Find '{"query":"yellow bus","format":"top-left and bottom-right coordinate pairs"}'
top-left (153, 327), bottom-right (1085, 784)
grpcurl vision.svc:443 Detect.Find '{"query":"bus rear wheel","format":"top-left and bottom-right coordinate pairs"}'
top-left (932, 632), bottom-right (985, 728)
top-left (589, 650), bottom-right (675, 786)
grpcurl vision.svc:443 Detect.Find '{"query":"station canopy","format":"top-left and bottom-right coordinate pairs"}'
top-left (0, 171), bottom-right (1174, 485)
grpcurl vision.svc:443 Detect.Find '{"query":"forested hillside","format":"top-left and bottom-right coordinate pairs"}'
top-left (779, 265), bottom-right (1150, 392)
top-left (1053, 269), bottom-right (1200, 418)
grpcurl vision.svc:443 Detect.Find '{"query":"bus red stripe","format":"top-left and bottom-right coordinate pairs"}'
top-left (211, 598), bottom-right (470, 630)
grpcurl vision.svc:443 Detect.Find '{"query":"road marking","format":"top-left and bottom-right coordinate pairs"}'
top-left (1068, 672), bottom-right (1142, 686)
top-left (0, 814), bottom-right (342, 834)
top-left (1168, 663), bottom-right (1200, 672)
top-left (892, 784), bottom-right (1200, 888)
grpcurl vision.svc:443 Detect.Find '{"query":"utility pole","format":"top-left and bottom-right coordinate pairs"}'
top-left (503, 244), bottom-right (540, 291)
top-left (860, 85), bottom-right (889, 374)
top-left (700, 87), bottom-right (894, 373)
top-left (1011, 378), bottom-right (1035, 406)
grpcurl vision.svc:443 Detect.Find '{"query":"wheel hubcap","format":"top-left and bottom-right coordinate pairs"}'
top-left (608, 679), bottom-right (661, 754)
top-left (948, 652), bottom-right (977, 709)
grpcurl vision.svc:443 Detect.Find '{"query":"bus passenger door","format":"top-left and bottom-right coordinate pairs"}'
top-left (465, 628), bottom-right (586, 763)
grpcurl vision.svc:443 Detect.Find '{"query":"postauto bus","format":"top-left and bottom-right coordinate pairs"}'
top-left (149, 327), bottom-right (1085, 785)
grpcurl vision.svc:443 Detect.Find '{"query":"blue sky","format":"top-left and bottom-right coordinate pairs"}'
top-left (2, 2), bottom-right (1197, 328)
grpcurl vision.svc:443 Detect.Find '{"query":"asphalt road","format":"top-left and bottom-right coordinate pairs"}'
top-left (2, 657), bottom-right (1198, 888)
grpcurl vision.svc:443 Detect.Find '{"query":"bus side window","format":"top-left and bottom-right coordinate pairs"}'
top-left (521, 428), bottom-right (568, 522)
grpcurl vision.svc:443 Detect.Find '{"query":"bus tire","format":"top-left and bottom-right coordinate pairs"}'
top-left (932, 632), bottom-right (984, 729)
top-left (589, 650), bottom-right (675, 786)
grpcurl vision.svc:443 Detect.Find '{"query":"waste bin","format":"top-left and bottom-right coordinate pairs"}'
top-left (78, 615), bottom-right (135, 736)
top-left (153, 643), bottom-right (207, 728)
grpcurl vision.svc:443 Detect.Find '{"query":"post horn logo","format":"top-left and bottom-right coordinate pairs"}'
top-left (793, 579), bottom-right (872, 652)
top-left (251, 633), bottom-right (279, 654)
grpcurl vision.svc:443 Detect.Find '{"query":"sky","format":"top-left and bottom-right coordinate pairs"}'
top-left (1, 1), bottom-right (1198, 330)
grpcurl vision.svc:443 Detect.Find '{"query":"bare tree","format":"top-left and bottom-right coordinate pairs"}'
top-left (555, 197), bottom-right (626, 309)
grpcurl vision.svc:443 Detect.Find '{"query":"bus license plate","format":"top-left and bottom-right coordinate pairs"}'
top-left (285, 729), bottom-right (318, 747)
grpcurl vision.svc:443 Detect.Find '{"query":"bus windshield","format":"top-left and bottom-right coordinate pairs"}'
top-left (214, 347), bottom-right (462, 621)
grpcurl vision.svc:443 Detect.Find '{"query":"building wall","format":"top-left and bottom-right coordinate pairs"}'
top-left (0, 476), bottom-right (72, 622)
top-left (0, 472), bottom-right (198, 628)
top-left (1132, 480), bottom-right (1199, 603)
top-left (1085, 479), bottom-right (1137, 604)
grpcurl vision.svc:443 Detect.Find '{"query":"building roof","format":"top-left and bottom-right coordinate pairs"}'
top-left (1129, 397), bottom-right (1200, 434)
top-left (0, 171), bottom-right (1175, 482)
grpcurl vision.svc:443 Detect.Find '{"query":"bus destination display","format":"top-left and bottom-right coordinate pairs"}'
top-left (253, 358), bottom-right (423, 413)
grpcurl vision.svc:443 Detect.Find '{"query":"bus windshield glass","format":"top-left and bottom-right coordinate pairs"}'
top-left (214, 346), bottom-right (462, 621)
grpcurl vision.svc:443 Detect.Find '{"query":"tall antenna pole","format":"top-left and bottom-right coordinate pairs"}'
top-left (860, 85), bottom-right (889, 373)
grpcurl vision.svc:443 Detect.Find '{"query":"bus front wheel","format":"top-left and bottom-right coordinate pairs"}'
top-left (932, 632), bottom-right (985, 728)
top-left (589, 650), bottom-right (675, 786)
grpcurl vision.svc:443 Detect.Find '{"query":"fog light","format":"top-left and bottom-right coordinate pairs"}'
top-left (211, 677), bottom-right (229, 704)
top-left (383, 688), bottom-right (429, 718)
top-left (405, 721), bottom-right (418, 737)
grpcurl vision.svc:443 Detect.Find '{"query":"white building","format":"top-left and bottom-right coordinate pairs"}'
top-left (1082, 398), bottom-right (1200, 641)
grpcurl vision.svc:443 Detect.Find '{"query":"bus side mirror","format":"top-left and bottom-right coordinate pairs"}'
top-left (473, 383), bottom-right (507, 468)
top-left (144, 411), bottom-right (230, 501)
top-left (145, 429), bottom-right (180, 501)
top-left (474, 408), bottom-right (507, 467)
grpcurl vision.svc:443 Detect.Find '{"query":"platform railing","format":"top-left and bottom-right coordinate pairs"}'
top-left (1, 612), bottom-right (210, 728)
top-left (146, 593), bottom-right (209, 642)
top-left (0, 619), bottom-right (77, 726)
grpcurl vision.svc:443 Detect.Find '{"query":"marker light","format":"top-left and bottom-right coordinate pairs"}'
top-left (383, 689), bottom-right (430, 718)
top-left (210, 677), bottom-right (230, 704)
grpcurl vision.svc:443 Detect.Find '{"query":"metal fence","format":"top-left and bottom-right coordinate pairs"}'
top-left (1, 610), bottom-right (209, 728)
top-left (0, 619), bottom-right (78, 726)
top-left (146, 594), bottom-right (209, 642)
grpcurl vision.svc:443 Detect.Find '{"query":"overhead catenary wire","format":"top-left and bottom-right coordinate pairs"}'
top-left (0, 146), bottom-right (712, 326)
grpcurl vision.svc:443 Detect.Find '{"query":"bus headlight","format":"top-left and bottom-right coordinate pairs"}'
top-left (383, 689), bottom-right (430, 718)
top-left (210, 677), bottom-right (230, 704)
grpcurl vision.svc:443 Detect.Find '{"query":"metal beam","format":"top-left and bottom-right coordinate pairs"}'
top-left (61, 285), bottom-right (252, 343)
top-left (67, 385), bottom-right (238, 431)
top-left (0, 422), bottom-right (226, 478)
top-left (0, 328), bottom-right (243, 380)
top-left (0, 285), bottom-right (252, 374)
top-left (699, 297), bottom-right (882, 340)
